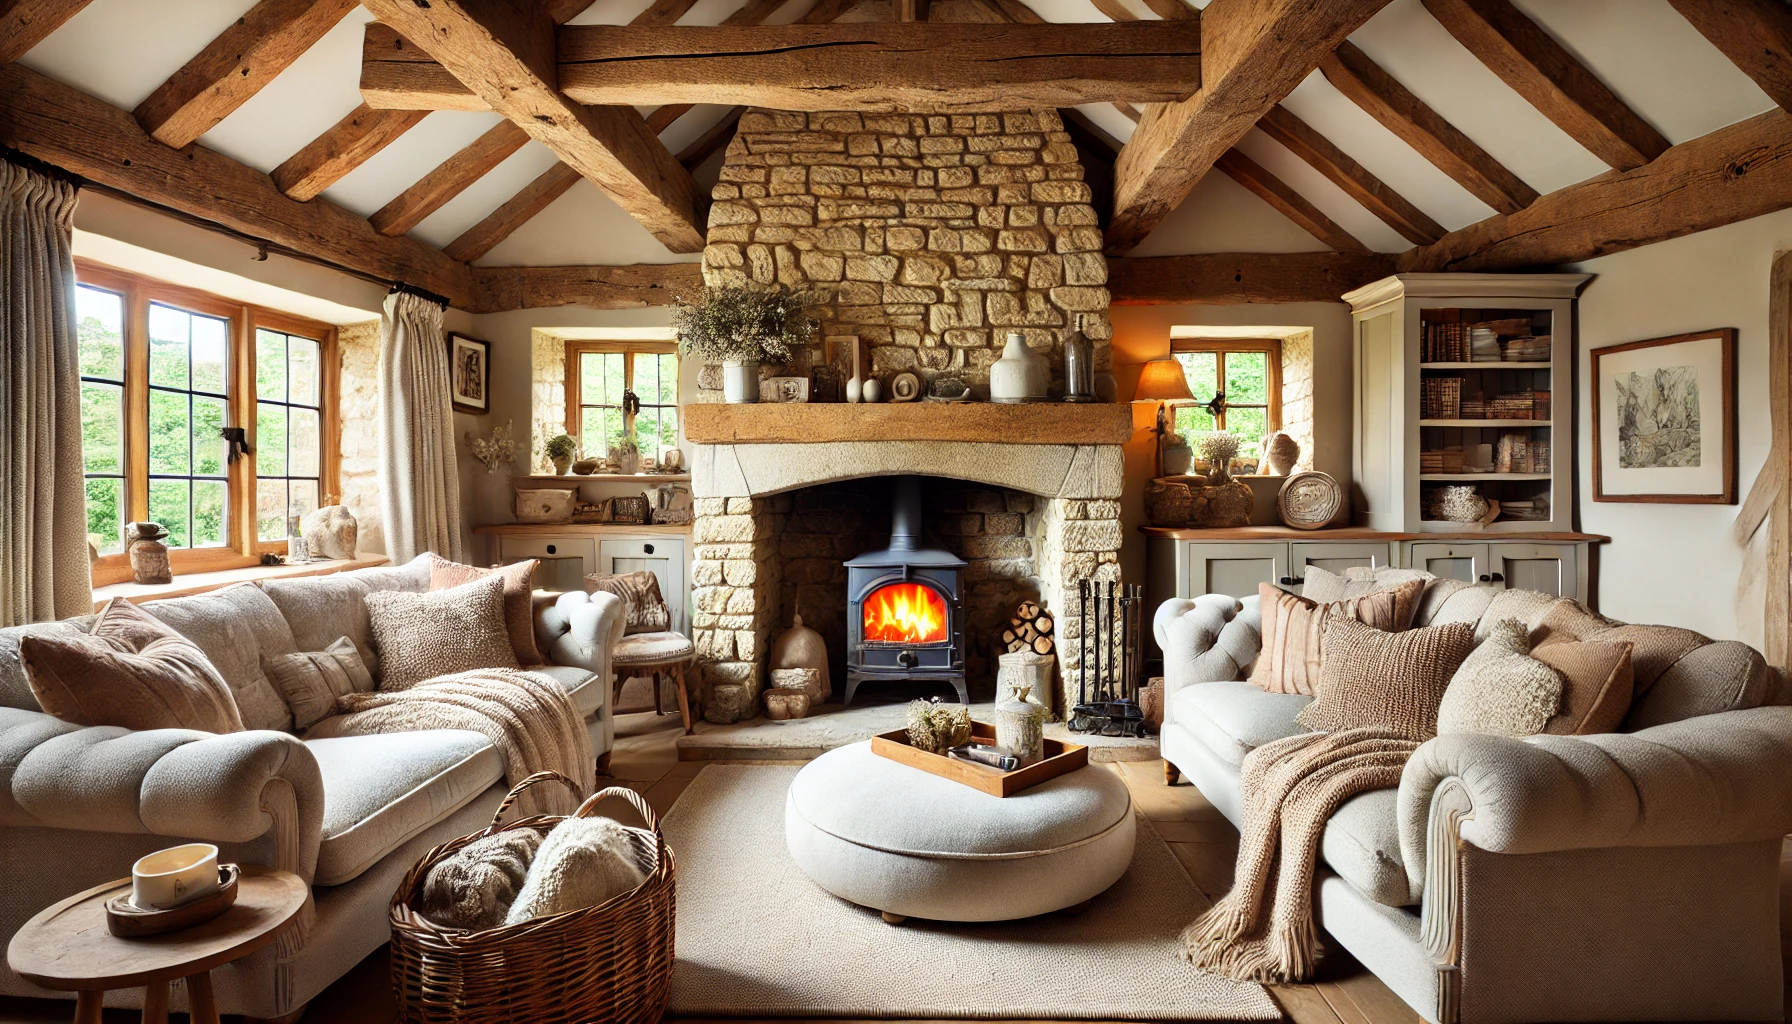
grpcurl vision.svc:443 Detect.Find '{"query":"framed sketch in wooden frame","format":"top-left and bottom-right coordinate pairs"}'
top-left (1592, 328), bottom-right (1735, 504)
top-left (449, 333), bottom-right (491, 414)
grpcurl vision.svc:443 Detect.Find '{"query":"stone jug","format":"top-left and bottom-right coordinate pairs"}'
top-left (989, 332), bottom-right (1047, 403)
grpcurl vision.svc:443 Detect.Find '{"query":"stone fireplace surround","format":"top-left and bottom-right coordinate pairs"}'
top-left (686, 403), bottom-right (1128, 723)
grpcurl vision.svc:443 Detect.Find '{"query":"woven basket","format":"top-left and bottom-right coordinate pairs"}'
top-left (390, 772), bottom-right (675, 1024)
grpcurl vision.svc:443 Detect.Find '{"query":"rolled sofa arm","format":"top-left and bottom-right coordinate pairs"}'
top-left (0, 707), bottom-right (325, 882)
top-left (1155, 595), bottom-right (1260, 712)
top-left (1398, 705), bottom-right (1792, 885)
top-left (537, 589), bottom-right (628, 680)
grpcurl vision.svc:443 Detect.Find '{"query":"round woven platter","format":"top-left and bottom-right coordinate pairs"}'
top-left (1277, 471), bottom-right (1343, 530)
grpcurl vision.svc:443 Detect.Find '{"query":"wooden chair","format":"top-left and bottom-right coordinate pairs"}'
top-left (611, 632), bottom-right (695, 734)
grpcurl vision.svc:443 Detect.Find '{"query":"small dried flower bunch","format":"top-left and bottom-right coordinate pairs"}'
top-left (906, 698), bottom-right (972, 754)
top-left (1197, 431), bottom-right (1243, 482)
top-left (466, 419), bottom-right (517, 474)
top-left (672, 283), bottom-right (822, 365)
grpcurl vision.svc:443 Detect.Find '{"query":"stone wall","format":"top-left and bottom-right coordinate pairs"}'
top-left (1280, 330), bottom-right (1316, 472)
top-left (336, 320), bottom-right (384, 554)
top-left (530, 330), bottom-right (566, 473)
top-left (700, 109), bottom-right (1111, 399)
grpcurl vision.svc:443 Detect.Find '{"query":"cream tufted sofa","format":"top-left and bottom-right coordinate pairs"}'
top-left (1155, 570), bottom-right (1792, 1024)
top-left (0, 554), bottom-right (627, 1022)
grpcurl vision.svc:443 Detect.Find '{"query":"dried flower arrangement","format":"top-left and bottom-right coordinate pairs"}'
top-left (466, 418), bottom-right (517, 474)
top-left (1197, 431), bottom-right (1242, 484)
top-left (672, 283), bottom-right (822, 365)
top-left (906, 698), bottom-right (972, 754)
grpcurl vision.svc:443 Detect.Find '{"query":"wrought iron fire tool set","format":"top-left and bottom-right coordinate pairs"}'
top-left (1069, 579), bottom-right (1146, 737)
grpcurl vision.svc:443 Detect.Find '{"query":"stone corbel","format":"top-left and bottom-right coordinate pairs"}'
top-left (1420, 777), bottom-right (1475, 1024)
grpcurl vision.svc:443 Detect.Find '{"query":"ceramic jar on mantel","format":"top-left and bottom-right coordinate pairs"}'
top-left (721, 359), bottom-right (759, 403)
top-left (995, 685), bottom-right (1046, 767)
top-left (989, 332), bottom-right (1047, 403)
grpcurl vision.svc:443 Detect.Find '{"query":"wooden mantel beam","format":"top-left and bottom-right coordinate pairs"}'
top-left (1105, 0), bottom-right (1391, 255)
top-left (1422, 0), bottom-right (1667, 170)
top-left (133, 0), bottom-right (361, 149)
top-left (469, 263), bottom-right (703, 314)
top-left (361, 21), bottom-right (1203, 113)
top-left (357, 0), bottom-right (705, 254)
top-left (0, 62), bottom-right (473, 306)
top-left (1107, 251), bottom-right (1395, 304)
top-left (0, 0), bottom-right (93, 64)
top-left (1399, 108), bottom-right (1792, 272)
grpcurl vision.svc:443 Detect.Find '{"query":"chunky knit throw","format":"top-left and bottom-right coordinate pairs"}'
top-left (1182, 728), bottom-right (1419, 983)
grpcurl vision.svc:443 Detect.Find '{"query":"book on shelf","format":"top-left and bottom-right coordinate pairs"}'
top-left (1421, 376), bottom-right (1462, 418)
top-left (1503, 335), bottom-right (1551, 361)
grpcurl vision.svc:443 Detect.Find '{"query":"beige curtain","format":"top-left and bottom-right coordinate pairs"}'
top-left (378, 289), bottom-right (463, 563)
top-left (0, 159), bottom-right (91, 625)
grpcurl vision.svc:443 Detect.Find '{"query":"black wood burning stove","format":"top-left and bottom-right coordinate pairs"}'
top-left (843, 476), bottom-right (967, 705)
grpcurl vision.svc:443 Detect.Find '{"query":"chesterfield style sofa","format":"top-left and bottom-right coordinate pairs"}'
top-left (0, 554), bottom-right (626, 1022)
top-left (1155, 571), bottom-right (1792, 1024)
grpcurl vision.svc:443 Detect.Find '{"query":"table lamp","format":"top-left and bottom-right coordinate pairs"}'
top-left (1132, 358), bottom-right (1194, 479)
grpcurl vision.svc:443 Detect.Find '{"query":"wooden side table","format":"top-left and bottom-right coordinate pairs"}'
top-left (6, 865), bottom-right (308, 1024)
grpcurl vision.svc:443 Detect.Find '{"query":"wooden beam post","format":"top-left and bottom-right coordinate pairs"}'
top-left (370, 120), bottom-right (529, 237)
top-left (1258, 105), bottom-right (1443, 245)
top-left (1106, 251), bottom-right (1394, 304)
top-left (1399, 109), bottom-right (1792, 272)
top-left (1214, 148), bottom-right (1370, 252)
top-left (132, 0), bottom-right (361, 149)
top-left (1669, 0), bottom-right (1792, 114)
top-left (1768, 250), bottom-right (1791, 668)
top-left (1105, 0), bottom-right (1391, 254)
top-left (0, 0), bottom-right (93, 64)
top-left (1422, 0), bottom-right (1667, 170)
top-left (271, 104), bottom-right (430, 201)
top-left (358, 0), bottom-right (705, 254)
top-left (0, 63), bottom-right (472, 305)
top-left (470, 263), bottom-right (704, 313)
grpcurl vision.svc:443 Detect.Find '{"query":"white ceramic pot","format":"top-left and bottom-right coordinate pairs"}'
top-left (863, 377), bottom-right (882, 403)
top-left (989, 332), bottom-right (1047, 403)
top-left (132, 843), bottom-right (219, 909)
top-left (722, 359), bottom-right (760, 403)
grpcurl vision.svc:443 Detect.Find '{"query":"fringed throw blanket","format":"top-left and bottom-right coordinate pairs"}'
top-left (308, 668), bottom-right (595, 816)
top-left (1183, 728), bottom-right (1420, 983)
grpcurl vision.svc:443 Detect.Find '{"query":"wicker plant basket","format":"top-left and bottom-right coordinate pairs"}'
top-left (389, 772), bottom-right (675, 1024)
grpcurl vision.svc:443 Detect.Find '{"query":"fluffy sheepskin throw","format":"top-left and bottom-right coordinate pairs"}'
top-left (1183, 728), bottom-right (1419, 982)
top-left (308, 667), bottom-right (594, 816)
top-left (418, 828), bottom-right (543, 931)
top-left (505, 815), bottom-right (648, 925)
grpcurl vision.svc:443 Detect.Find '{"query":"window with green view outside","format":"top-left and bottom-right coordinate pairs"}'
top-left (255, 328), bottom-right (324, 542)
top-left (1172, 343), bottom-right (1280, 462)
top-left (78, 284), bottom-right (127, 554)
top-left (572, 345), bottom-right (678, 460)
top-left (145, 302), bottom-right (232, 550)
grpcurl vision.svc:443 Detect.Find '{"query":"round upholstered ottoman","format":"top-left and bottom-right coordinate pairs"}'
top-left (784, 740), bottom-right (1135, 922)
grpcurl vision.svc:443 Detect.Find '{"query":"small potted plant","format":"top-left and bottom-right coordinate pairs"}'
top-left (617, 435), bottom-right (641, 475)
top-left (543, 433), bottom-right (578, 475)
top-left (672, 283), bottom-right (820, 403)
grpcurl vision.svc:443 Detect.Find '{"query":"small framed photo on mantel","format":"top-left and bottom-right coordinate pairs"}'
top-left (449, 333), bottom-right (491, 415)
top-left (1591, 328), bottom-right (1736, 504)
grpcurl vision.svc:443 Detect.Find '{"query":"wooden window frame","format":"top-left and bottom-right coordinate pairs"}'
top-left (77, 260), bottom-right (340, 586)
top-left (1167, 337), bottom-right (1284, 437)
top-left (563, 340), bottom-right (679, 453)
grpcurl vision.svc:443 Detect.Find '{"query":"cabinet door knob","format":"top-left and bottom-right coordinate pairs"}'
top-left (1490, 572), bottom-right (1505, 582)
top-left (643, 543), bottom-right (655, 555)
top-left (1278, 576), bottom-right (1295, 585)
top-left (546, 544), bottom-right (557, 555)
top-left (1478, 574), bottom-right (1491, 582)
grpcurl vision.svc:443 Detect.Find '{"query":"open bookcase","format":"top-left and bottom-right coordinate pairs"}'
top-left (1344, 274), bottom-right (1592, 534)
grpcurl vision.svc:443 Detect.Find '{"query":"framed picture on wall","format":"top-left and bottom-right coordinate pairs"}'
top-left (449, 333), bottom-right (490, 414)
top-left (1591, 328), bottom-right (1736, 504)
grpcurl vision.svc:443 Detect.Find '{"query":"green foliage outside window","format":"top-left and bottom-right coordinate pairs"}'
top-left (1172, 347), bottom-right (1276, 462)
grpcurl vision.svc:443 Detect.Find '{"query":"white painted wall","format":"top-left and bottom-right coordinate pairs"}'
top-left (1568, 208), bottom-right (1792, 644)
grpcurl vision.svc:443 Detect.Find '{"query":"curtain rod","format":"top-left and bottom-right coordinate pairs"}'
top-left (388, 281), bottom-right (451, 310)
top-left (0, 146), bottom-right (84, 188)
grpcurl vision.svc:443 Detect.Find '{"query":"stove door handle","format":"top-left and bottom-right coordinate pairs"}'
top-left (897, 650), bottom-right (918, 668)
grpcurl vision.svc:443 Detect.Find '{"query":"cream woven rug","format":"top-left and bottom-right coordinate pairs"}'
top-left (663, 765), bottom-right (1278, 1020)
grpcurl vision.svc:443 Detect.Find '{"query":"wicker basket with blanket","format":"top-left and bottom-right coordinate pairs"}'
top-left (389, 772), bottom-right (675, 1024)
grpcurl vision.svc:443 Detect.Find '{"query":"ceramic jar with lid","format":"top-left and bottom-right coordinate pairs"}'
top-left (994, 684), bottom-right (1046, 767)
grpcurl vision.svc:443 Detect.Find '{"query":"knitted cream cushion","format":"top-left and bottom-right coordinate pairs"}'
top-left (263, 636), bottom-right (375, 730)
top-left (784, 741), bottom-right (1135, 922)
top-left (367, 574), bottom-right (518, 690)
top-left (1437, 619), bottom-right (1563, 737)
top-left (1298, 618), bottom-right (1475, 740)
top-left (1248, 579), bottom-right (1424, 696)
top-left (506, 815), bottom-right (649, 925)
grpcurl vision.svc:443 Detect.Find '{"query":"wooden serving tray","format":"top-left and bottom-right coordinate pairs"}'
top-left (105, 864), bottom-right (240, 938)
top-left (871, 721), bottom-right (1088, 797)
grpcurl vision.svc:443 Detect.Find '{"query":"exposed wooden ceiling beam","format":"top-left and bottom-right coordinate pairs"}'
top-left (1399, 108), bottom-right (1792, 272)
top-left (0, 62), bottom-right (471, 305)
top-left (676, 106), bottom-right (746, 168)
top-left (1106, 0), bottom-right (1390, 254)
top-left (363, 21), bottom-right (1202, 112)
top-left (1215, 148), bottom-right (1369, 252)
top-left (133, 0), bottom-right (360, 149)
top-left (800, 0), bottom-right (869, 22)
top-left (636, 0), bottom-right (703, 23)
top-left (357, 0), bottom-right (704, 255)
top-left (898, 0), bottom-right (930, 20)
top-left (1139, 0), bottom-right (1197, 19)
top-left (444, 163), bottom-right (581, 263)
top-left (1319, 41), bottom-right (1538, 215)
top-left (0, 0), bottom-right (93, 64)
top-left (369, 119), bottom-right (528, 238)
top-left (1088, 0), bottom-right (1136, 22)
top-left (470, 262), bottom-right (703, 313)
top-left (1258, 105), bottom-right (1443, 245)
top-left (1422, 0), bottom-right (1667, 170)
top-left (272, 104), bottom-right (429, 201)
top-left (1669, 0), bottom-right (1792, 113)
top-left (1108, 251), bottom-right (1394, 304)
top-left (545, 0), bottom-right (600, 21)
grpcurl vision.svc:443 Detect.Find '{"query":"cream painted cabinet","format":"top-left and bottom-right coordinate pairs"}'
top-left (597, 535), bottom-right (688, 634)
top-left (1147, 537), bottom-right (1396, 601)
top-left (494, 529), bottom-right (690, 633)
top-left (1403, 540), bottom-right (1585, 600)
top-left (1287, 542), bottom-right (1393, 588)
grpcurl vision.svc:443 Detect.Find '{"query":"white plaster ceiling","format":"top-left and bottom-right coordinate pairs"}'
top-left (16, 0), bottom-right (1783, 267)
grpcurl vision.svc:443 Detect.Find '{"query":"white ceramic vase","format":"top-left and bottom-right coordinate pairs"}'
top-left (863, 377), bottom-right (882, 402)
top-left (722, 359), bottom-right (759, 403)
top-left (989, 332), bottom-right (1047, 403)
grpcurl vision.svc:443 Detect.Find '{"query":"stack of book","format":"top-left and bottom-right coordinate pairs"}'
top-left (1421, 377), bottom-right (1462, 418)
top-left (1420, 447), bottom-right (1465, 474)
top-left (1498, 496), bottom-right (1549, 522)
top-left (1488, 391), bottom-right (1539, 419)
top-left (1422, 319), bottom-right (1469, 362)
top-left (1460, 393), bottom-right (1487, 419)
top-left (1503, 335), bottom-right (1551, 361)
top-left (1469, 327), bottom-right (1501, 362)
top-left (1495, 433), bottom-right (1551, 473)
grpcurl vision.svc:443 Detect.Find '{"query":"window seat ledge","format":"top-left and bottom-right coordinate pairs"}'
top-left (91, 554), bottom-right (389, 611)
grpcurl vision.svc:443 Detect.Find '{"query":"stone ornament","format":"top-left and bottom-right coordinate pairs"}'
top-left (301, 505), bottom-right (358, 560)
top-left (125, 522), bottom-right (172, 585)
top-left (996, 650), bottom-right (1053, 718)
top-left (889, 371), bottom-right (922, 402)
top-left (769, 614), bottom-right (831, 703)
top-left (769, 667), bottom-right (824, 708)
top-left (765, 688), bottom-right (812, 720)
top-left (1278, 471), bottom-right (1344, 530)
top-left (1264, 431), bottom-right (1301, 476)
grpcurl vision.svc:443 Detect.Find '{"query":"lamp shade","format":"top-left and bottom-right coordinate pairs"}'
top-left (1132, 358), bottom-right (1194, 402)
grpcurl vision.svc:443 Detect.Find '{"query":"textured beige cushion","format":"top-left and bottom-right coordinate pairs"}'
top-left (613, 631), bottom-right (694, 666)
top-left (1528, 597), bottom-right (1613, 647)
top-left (1535, 640), bottom-right (1635, 735)
top-left (1249, 579), bottom-right (1424, 696)
top-left (585, 570), bottom-right (670, 635)
top-left (1297, 619), bottom-right (1475, 740)
top-left (308, 729), bottom-right (503, 886)
top-left (1585, 623), bottom-right (1708, 694)
top-left (1437, 619), bottom-right (1563, 737)
top-left (266, 638), bottom-right (375, 731)
top-left (261, 573), bottom-right (380, 673)
top-left (427, 555), bottom-right (544, 667)
top-left (144, 583), bottom-right (297, 732)
top-left (20, 598), bottom-right (244, 734)
top-left (1170, 680), bottom-right (1312, 767)
top-left (367, 574), bottom-right (519, 690)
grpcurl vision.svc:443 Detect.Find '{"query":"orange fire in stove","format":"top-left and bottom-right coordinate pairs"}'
top-left (863, 582), bottom-right (947, 644)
